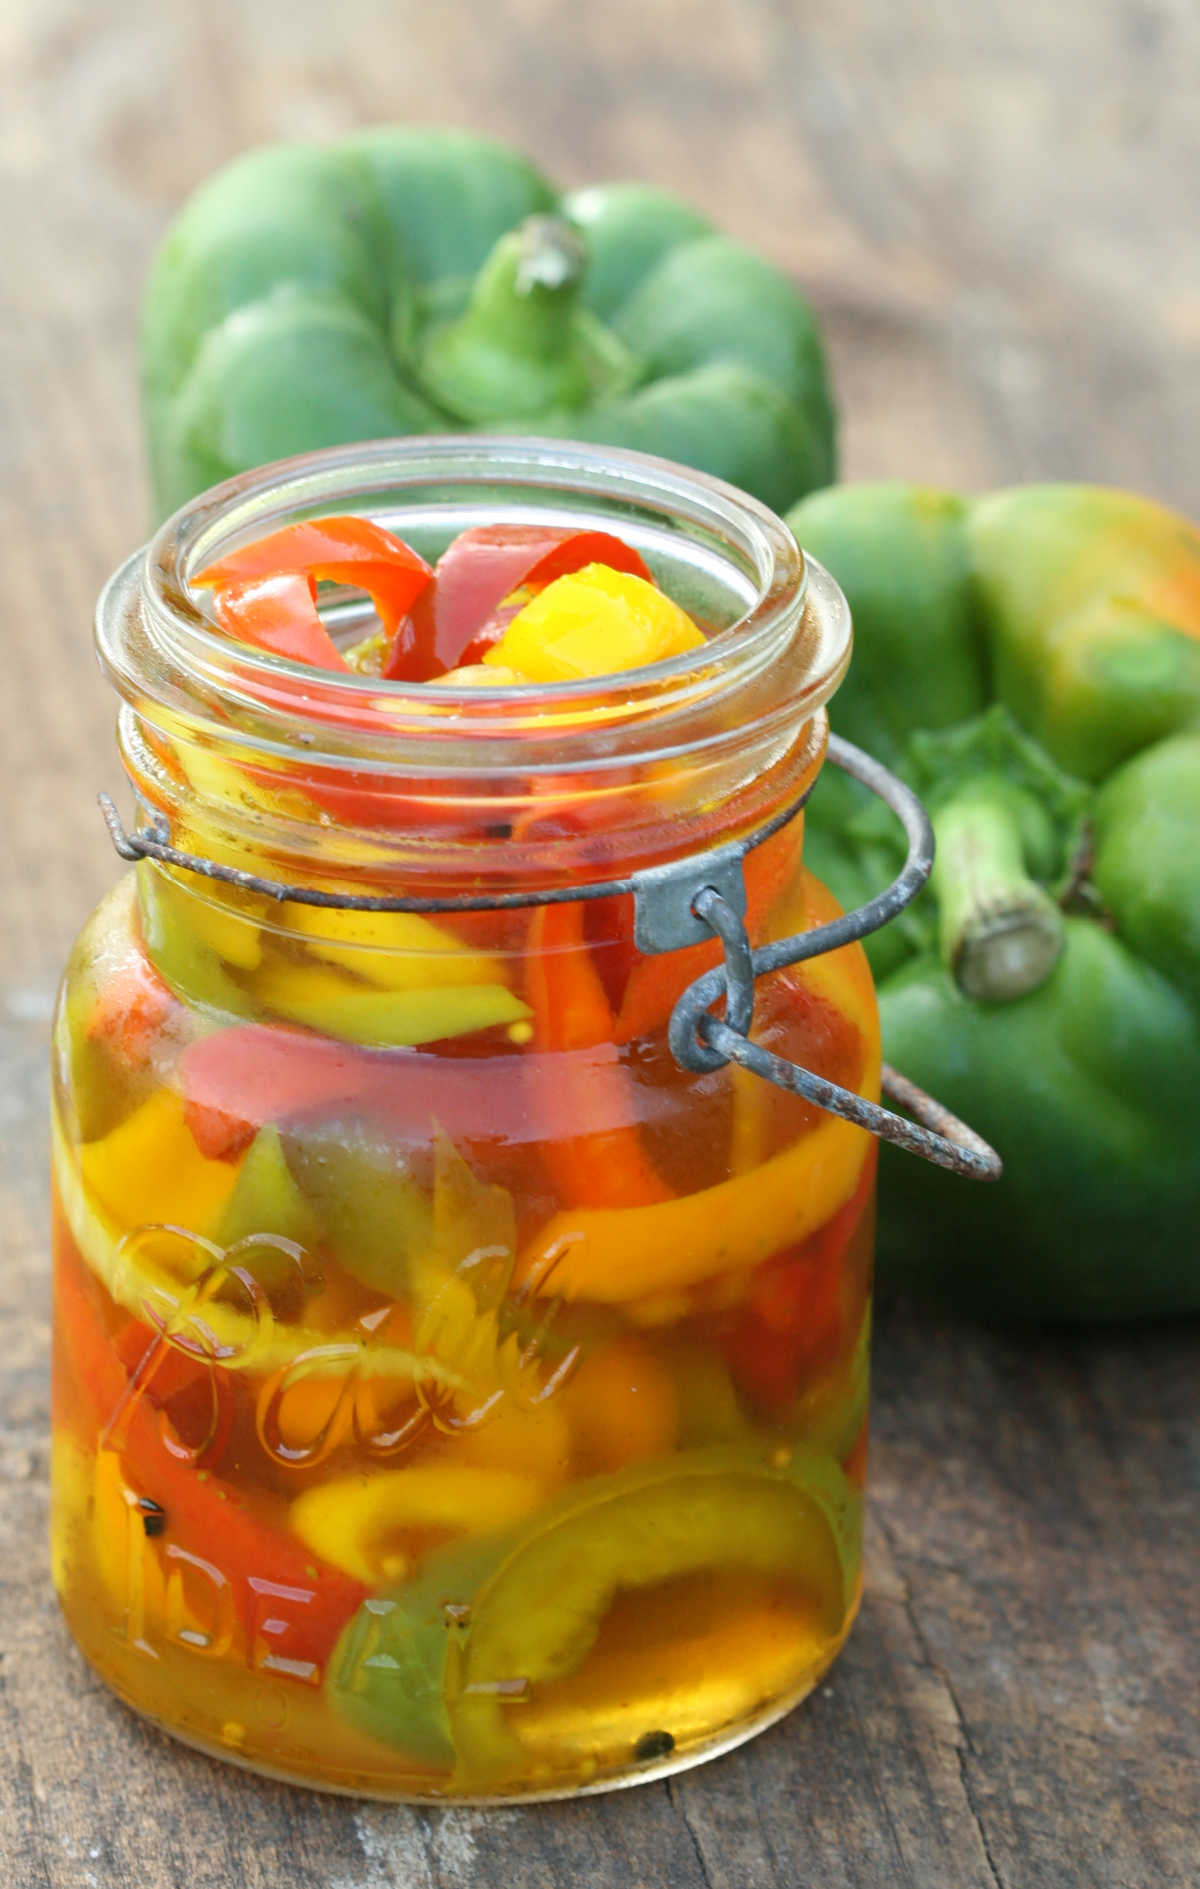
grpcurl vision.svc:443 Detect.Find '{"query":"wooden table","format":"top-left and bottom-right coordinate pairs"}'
top-left (2, 2), bottom-right (1197, 1883)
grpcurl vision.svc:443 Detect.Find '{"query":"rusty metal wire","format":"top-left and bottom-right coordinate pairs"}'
top-left (666, 738), bottom-right (1001, 1181)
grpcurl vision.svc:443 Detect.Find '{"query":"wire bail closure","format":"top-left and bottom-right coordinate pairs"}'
top-left (99, 733), bottom-right (1001, 1182)
top-left (661, 736), bottom-right (1002, 1181)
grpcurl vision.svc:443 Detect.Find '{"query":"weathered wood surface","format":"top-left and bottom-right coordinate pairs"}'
top-left (2, 1), bottom-right (1198, 1883)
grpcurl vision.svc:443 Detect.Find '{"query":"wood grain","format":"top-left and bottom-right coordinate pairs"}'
top-left (2, 1), bottom-right (1197, 1883)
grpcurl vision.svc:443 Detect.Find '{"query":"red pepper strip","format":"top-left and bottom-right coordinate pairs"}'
top-left (506, 786), bottom-right (646, 1013)
top-left (524, 900), bottom-right (671, 1211)
top-left (54, 1227), bottom-right (368, 1668)
top-left (180, 1020), bottom-right (566, 1167)
top-left (208, 572), bottom-right (352, 672)
top-left (180, 1025), bottom-right (401, 1160)
top-left (388, 525), bottom-right (652, 681)
top-left (582, 894), bottom-right (642, 1016)
top-left (197, 516), bottom-right (431, 643)
top-left (192, 520), bottom-right (433, 789)
top-left (721, 1149), bottom-right (875, 1416)
top-left (112, 1317), bottom-right (237, 1470)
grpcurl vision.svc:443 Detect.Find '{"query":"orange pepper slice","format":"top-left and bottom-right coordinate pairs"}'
top-left (524, 898), bottom-right (671, 1211)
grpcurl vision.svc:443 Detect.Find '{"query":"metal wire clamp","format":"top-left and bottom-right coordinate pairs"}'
top-left (100, 733), bottom-right (1001, 1182)
top-left (663, 737), bottom-right (1002, 1179)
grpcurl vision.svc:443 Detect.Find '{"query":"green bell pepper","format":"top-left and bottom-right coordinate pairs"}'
top-left (787, 482), bottom-right (1200, 1322)
top-left (142, 129), bottom-right (836, 519)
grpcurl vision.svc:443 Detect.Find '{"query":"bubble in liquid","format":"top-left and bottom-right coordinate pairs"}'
top-left (255, 1683), bottom-right (290, 1730)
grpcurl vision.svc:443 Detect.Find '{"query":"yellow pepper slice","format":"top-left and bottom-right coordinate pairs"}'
top-left (287, 904), bottom-right (506, 993)
top-left (482, 565), bottom-right (705, 682)
top-left (78, 1090), bottom-right (239, 1238)
top-left (449, 1398), bottom-right (572, 1487)
top-left (514, 876), bottom-right (882, 1306)
top-left (162, 745), bottom-right (315, 969)
top-left (57, 1434), bottom-right (218, 1654)
top-left (174, 742), bottom-right (317, 830)
top-left (152, 870), bottom-right (266, 971)
top-left (558, 1336), bottom-right (679, 1473)
top-left (291, 1464), bottom-right (548, 1585)
top-left (249, 957), bottom-right (530, 1046)
top-left (517, 1110), bottom-right (871, 1304)
top-left (91, 1444), bottom-right (168, 1629)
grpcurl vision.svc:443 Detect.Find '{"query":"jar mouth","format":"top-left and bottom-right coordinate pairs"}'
top-left (98, 437), bottom-right (849, 779)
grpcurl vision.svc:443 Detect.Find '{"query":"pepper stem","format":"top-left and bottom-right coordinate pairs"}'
top-left (931, 779), bottom-right (1065, 1002)
top-left (416, 216), bottom-right (631, 423)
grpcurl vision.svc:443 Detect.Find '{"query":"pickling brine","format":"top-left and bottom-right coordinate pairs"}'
top-left (50, 439), bottom-right (877, 1799)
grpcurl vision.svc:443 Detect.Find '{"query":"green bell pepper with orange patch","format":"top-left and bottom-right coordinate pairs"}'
top-left (788, 482), bottom-right (1200, 1320)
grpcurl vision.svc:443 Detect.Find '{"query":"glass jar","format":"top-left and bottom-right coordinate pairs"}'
top-left (50, 438), bottom-right (879, 1800)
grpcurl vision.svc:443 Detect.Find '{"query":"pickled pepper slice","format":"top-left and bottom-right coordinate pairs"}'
top-left (514, 1109), bottom-right (870, 1304)
top-left (389, 523), bottom-right (653, 679)
top-left (54, 1234), bottom-right (369, 1671)
top-left (327, 1444), bottom-right (859, 1776)
top-left (524, 897), bottom-right (670, 1210)
top-left (204, 571), bottom-right (353, 672)
top-left (197, 516), bottom-right (432, 663)
top-left (482, 563), bottom-right (705, 683)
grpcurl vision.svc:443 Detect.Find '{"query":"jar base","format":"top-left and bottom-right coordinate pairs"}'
top-left (56, 1581), bottom-right (861, 1804)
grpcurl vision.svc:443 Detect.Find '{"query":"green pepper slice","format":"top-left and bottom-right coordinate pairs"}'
top-left (281, 1113), bottom-right (433, 1297)
top-left (326, 1443), bottom-right (859, 1780)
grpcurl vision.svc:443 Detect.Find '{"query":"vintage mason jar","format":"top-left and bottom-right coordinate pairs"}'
top-left (49, 438), bottom-right (989, 1799)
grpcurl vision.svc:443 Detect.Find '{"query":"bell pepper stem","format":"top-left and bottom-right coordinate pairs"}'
top-left (931, 780), bottom-right (1065, 1002)
top-left (417, 216), bottom-right (630, 423)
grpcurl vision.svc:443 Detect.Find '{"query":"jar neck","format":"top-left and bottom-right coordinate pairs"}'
top-left (97, 439), bottom-right (851, 898)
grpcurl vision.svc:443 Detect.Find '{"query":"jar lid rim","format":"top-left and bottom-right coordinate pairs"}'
top-left (97, 437), bottom-right (850, 771)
